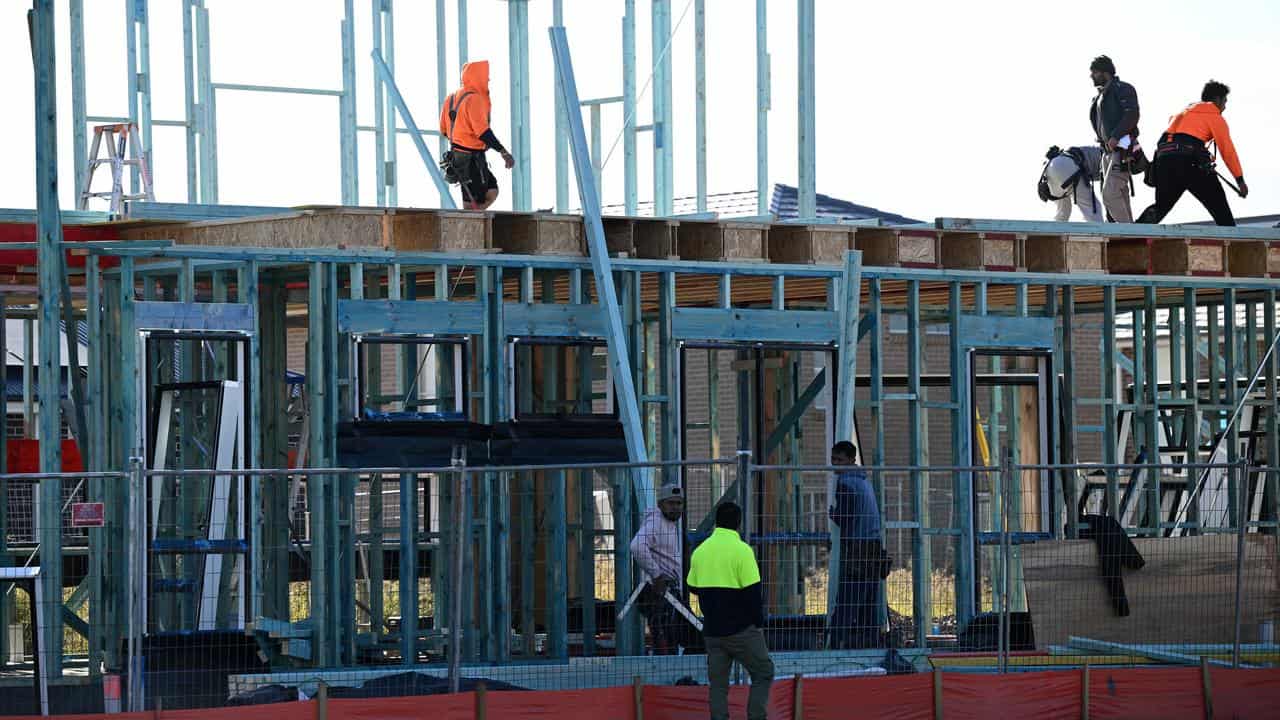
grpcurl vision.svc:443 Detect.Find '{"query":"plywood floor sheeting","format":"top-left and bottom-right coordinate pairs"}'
top-left (1020, 535), bottom-right (1279, 650)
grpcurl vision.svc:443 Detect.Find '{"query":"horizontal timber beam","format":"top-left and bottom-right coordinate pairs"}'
top-left (134, 301), bottom-right (255, 332)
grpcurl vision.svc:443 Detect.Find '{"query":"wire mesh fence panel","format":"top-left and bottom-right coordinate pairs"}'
top-left (1005, 462), bottom-right (1277, 672)
top-left (0, 472), bottom-right (129, 715)
top-left (1244, 465), bottom-right (1280, 667)
top-left (4, 459), bottom-right (1277, 712)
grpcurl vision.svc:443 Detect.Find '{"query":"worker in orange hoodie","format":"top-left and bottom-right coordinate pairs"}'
top-left (1137, 81), bottom-right (1247, 226)
top-left (439, 60), bottom-right (514, 209)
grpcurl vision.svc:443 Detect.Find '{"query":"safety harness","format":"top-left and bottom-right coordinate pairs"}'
top-left (438, 91), bottom-right (475, 186)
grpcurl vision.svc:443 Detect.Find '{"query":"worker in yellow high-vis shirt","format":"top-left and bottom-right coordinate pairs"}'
top-left (687, 502), bottom-right (774, 720)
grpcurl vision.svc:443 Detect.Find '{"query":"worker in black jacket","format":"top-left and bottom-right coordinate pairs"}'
top-left (1088, 55), bottom-right (1140, 223)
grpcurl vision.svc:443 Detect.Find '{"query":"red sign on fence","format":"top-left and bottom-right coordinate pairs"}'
top-left (71, 502), bottom-right (105, 528)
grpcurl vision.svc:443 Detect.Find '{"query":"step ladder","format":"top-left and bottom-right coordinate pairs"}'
top-left (77, 122), bottom-right (154, 214)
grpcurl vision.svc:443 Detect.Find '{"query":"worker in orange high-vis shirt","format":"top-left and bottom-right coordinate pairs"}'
top-left (1137, 80), bottom-right (1247, 226)
top-left (439, 60), bottom-right (514, 210)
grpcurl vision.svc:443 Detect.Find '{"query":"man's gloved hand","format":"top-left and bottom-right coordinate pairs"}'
top-left (1238, 178), bottom-right (1249, 199)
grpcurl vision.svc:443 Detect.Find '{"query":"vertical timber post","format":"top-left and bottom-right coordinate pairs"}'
top-left (553, 0), bottom-right (568, 212)
top-left (340, 0), bottom-right (359, 205)
top-left (651, 0), bottom-right (673, 216)
top-left (755, 0), bottom-right (769, 215)
top-left (1264, 292), bottom-right (1278, 533)
top-left (70, 0), bottom-right (87, 205)
top-left (622, 0), bottom-right (637, 215)
top-left (950, 282), bottom-right (974, 623)
top-left (435, 0), bottom-right (449, 159)
top-left (828, 251), bottom-right (862, 619)
top-left (694, 0), bottom-right (707, 213)
top-left (508, 0), bottom-right (532, 211)
top-left (31, 0), bottom-right (65, 676)
top-left (796, 0), bottom-right (816, 219)
top-left (457, 0), bottom-right (468, 65)
top-left (907, 279), bottom-right (930, 644)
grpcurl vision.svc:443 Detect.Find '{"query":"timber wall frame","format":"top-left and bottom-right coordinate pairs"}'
top-left (13, 236), bottom-right (1269, 676)
top-left (63, 0), bottom-right (807, 219)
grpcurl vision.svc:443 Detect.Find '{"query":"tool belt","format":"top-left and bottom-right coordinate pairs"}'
top-left (440, 147), bottom-right (482, 185)
top-left (1155, 133), bottom-right (1212, 163)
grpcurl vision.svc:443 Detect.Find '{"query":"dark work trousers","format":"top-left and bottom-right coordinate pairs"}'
top-left (830, 540), bottom-right (883, 649)
top-left (705, 625), bottom-right (775, 720)
top-left (638, 579), bottom-right (683, 654)
top-left (831, 578), bottom-right (880, 649)
top-left (1137, 153), bottom-right (1236, 226)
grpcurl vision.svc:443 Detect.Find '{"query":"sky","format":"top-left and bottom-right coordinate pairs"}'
top-left (4, 0), bottom-right (1279, 225)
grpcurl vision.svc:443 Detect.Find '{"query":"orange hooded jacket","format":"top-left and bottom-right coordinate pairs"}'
top-left (440, 61), bottom-right (493, 152)
top-left (1162, 102), bottom-right (1243, 180)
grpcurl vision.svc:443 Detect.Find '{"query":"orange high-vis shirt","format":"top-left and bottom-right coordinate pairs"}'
top-left (439, 60), bottom-right (492, 152)
top-left (1163, 102), bottom-right (1243, 179)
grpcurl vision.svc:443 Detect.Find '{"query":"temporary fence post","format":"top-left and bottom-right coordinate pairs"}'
top-left (737, 451), bottom-right (751, 539)
top-left (1232, 458), bottom-right (1248, 669)
top-left (793, 673), bottom-right (804, 720)
top-left (932, 667), bottom-right (943, 720)
top-left (1200, 656), bottom-right (1214, 720)
top-left (1081, 663), bottom-right (1090, 720)
top-left (449, 462), bottom-right (467, 693)
top-left (127, 456), bottom-right (146, 712)
top-left (633, 675), bottom-right (644, 720)
top-left (316, 681), bottom-right (329, 720)
top-left (1000, 450), bottom-right (1013, 674)
top-left (475, 679), bottom-right (488, 720)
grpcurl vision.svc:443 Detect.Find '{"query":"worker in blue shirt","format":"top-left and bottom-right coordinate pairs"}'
top-left (828, 441), bottom-right (889, 649)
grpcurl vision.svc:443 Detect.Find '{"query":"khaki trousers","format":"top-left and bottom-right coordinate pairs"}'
top-left (705, 625), bottom-right (775, 720)
top-left (1102, 149), bottom-right (1133, 222)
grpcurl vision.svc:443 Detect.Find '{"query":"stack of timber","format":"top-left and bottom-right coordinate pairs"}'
top-left (854, 227), bottom-right (942, 268)
top-left (1226, 240), bottom-right (1280, 278)
top-left (602, 216), bottom-right (680, 259)
top-left (936, 230), bottom-right (1021, 271)
top-left (107, 206), bottom-right (1280, 276)
top-left (1107, 236), bottom-right (1228, 276)
top-left (119, 206), bottom-right (491, 252)
top-left (491, 211), bottom-right (585, 256)
top-left (1023, 233), bottom-right (1108, 273)
top-left (767, 224), bottom-right (851, 265)
top-left (676, 220), bottom-right (769, 262)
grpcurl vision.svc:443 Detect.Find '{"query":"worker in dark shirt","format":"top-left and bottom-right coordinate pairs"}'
top-left (439, 60), bottom-right (514, 209)
top-left (687, 502), bottom-right (774, 720)
top-left (1137, 80), bottom-right (1248, 226)
top-left (828, 441), bottom-right (888, 649)
top-left (1088, 55), bottom-right (1141, 222)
